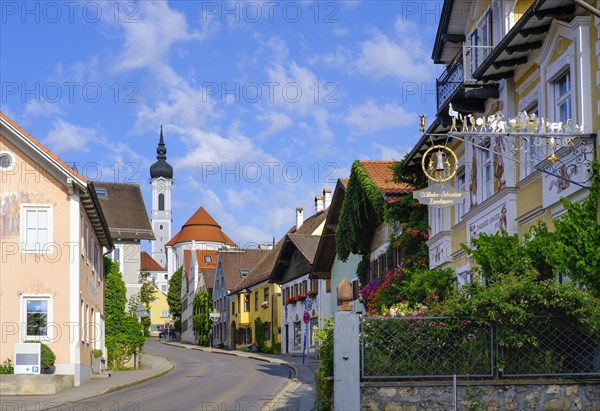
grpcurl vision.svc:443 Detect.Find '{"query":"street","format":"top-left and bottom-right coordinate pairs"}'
top-left (0, 339), bottom-right (292, 411)
top-left (90, 339), bottom-right (291, 411)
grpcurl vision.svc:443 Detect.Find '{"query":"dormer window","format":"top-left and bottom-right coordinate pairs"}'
top-left (204, 255), bottom-right (212, 263)
top-left (95, 187), bottom-right (108, 198)
top-left (240, 269), bottom-right (249, 277)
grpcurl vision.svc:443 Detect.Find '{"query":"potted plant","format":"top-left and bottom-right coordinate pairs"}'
top-left (91, 349), bottom-right (104, 373)
top-left (285, 297), bottom-right (296, 306)
top-left (295, 294), bottom-right (306, 303)
top-left (261, 300), bottom-right (269, 308)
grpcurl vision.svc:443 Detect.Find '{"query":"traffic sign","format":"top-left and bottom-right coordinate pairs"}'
top-left (303, 311), bottom-right (310, 324)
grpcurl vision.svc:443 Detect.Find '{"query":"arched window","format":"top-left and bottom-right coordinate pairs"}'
top-left (158, 193), bottom-right (164, 211)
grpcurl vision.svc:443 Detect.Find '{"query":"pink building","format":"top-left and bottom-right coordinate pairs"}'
top-left (0, 113), bottom-right (113, 386)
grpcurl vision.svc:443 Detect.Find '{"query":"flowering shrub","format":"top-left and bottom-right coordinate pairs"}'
top-left (260, 300), bottom-right (269, 308)
top-left (359, 262), bottom-right (454, 316)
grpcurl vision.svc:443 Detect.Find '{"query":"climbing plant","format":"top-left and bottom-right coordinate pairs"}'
top-left (543, 161), bottom-right (600, 296)
top-left (336, 160), bottom-right (429, 286)
top-left (192, 290), bottom-right (212, 347)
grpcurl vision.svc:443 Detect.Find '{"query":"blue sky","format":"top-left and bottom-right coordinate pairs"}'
top-left (1, 0), bottom-right (443, 248)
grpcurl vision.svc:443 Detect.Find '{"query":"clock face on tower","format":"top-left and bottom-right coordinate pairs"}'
top-left (158, 184), bottom-right (165, 192)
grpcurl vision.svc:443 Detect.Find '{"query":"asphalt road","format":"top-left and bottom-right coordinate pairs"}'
top-left (85, 339), bottom-right (290, 411)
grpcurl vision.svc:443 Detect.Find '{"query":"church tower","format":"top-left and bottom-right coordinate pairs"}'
top-left (150, 126), bottom-right (173, 269)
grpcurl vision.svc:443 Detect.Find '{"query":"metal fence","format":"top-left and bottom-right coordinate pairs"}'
top-left (361, 316), bottom-right (600, 380)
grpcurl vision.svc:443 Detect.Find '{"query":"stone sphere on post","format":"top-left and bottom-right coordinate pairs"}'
top-left (337, 278), bottom-right (353, 311)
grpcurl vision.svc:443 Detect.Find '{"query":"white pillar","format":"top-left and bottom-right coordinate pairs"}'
top-left (333, 310), bottom-right (360, 410)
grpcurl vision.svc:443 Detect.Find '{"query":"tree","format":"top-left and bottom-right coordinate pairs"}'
top-left (167, 267), bottom-right (182, 322)
top-left (104, 257), bottom-right (144, 368)
top-left (544, 161), bottom-right (600, 296)
top-left (192, 290), bottom-right (212, 347)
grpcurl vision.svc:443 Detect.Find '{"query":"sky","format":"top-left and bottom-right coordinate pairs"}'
top-left (1, 0), bottom-right (444, 249)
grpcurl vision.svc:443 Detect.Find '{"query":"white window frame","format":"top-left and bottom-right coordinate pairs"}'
top-left (551, 69), bottom-right (572, 124)
top-left (455, 167), bottom-right (466, 222)
top-left (20, 204), bottom-right (53, 253)
top-left (481, 142), bottom-right (494, 200)
top-left (21, 294), bottom-right (53, 341)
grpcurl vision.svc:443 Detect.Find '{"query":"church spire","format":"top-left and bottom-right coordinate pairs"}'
top-left (150, 126), bottom-right (173, 179)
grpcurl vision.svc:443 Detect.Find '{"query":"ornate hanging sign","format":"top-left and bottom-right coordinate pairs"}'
top-left (414, 140), bottom-right (466, 208)
top-left (421, 145), bottom-right (459, 183)
top-left (413, 184), bottom-right (466, 207)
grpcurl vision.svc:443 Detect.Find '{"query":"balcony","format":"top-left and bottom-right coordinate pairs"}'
top-left (436, 45), bottom-right (499, 121)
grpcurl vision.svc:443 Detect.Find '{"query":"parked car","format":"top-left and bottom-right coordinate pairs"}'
top-left (159, 329), bottom-right (176, 339)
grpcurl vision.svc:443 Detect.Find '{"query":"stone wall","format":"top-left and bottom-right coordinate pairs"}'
top-left (362, 380), bottom-right (600, 411)
top-left (0, 374), bottom-right (74, 395)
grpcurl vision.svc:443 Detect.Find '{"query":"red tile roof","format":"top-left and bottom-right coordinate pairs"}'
top-left (140, 251), bottom-right (166, 272)
top-left (359, 160), bottom-right (413, 204)
top-left (166, 207), bottom-right (236, 247)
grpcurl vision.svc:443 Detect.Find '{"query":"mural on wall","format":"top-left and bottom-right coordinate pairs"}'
top-left (0, 191), bottom-right (55, 238)
top-left (493, 137), bottom-right (506, 192)
top-left (469, 147), bottom-right (478, 207)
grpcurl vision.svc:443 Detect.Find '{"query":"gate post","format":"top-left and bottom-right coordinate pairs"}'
top-left (333, 278), bottom-right (360, 410)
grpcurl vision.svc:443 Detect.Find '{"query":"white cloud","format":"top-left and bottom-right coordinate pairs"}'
top-left (257, 111), bottom-right (293, 138)
top-left (372, 142), bottom-right (409, 161)
top-left (114, 1), bottom-right (204, 72)
top-left (174, 128), bottom-right (276, 172)
top-left (23, 100), bottom-right (64, 118)
top-left (355, 30), bottom-right (433, 82)
top-left (44, 119), bottom-right (97, 154)
top-left (344, 100), bottom-right (416, 135)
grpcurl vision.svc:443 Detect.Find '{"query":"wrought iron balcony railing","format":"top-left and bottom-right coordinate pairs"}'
top-left (436, 45), bottom-right (494, 112)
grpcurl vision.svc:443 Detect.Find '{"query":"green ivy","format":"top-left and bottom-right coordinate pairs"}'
top-left (254, 318), bottom-right (266, 351)
top-left (336, 161), bottom-right (386, 262)
top-left (104, 257), bottom-right (144, 368)
top-left (192, 290), bottom-right (212, 346)
top-left (167, 267), bottom-right (183, 320)
top-left (336, 160), bottom-right (429, 286)
top-left (314, 319), bottom-right (334, 411)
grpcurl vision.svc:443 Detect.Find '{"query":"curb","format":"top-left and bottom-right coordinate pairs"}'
top-left (99, 357), bottom-right (175, 395)
top-left (161, 341), bottom-right (298, 379)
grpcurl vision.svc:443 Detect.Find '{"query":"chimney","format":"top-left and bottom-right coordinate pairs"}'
top-left (323, 188), bottom-right (332, 209)
top-left (315, 195), bottom-right (324, 213)
top-left (296, 207), bottom-right (304, 229)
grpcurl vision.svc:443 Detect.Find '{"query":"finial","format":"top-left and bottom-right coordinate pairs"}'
top-left (337, 278), bottom-right (353, 311)
top-left (419, 115), bottom-right (427, 132)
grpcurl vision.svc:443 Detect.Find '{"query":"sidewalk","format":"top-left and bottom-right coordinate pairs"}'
top-left (162, 341), bottom-right (320, 411)
top-left (0, 353), bottom-right (174, 411)
top-left (0, 343), bottom-right (319, 411)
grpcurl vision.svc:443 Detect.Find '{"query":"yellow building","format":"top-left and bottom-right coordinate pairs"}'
top-left (228, 243), bottom-right (284, 351)
top-left (401, 0), bottom-right (599, 279)
top-left (147, 285), bottom-right (172, 335)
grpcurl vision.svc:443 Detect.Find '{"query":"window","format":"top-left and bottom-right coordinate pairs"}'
top-left (264, 287), bottom-right (269, 304)
top-left (232, 301), bottom-right (236, 315)
top-left (113, 247), bottom-right (121, 262)
top-left (0, 152), bottom-right (15, 171)
top-left (158, 193), bottom-right (165, 211)
top-left (24, 297), bottom-right (50, 339)
top-left (161, 310), bottom-right (170, 317)
top-left (294, 322), bottom-right (302, 350)
top-left (264, 321), bottom-right (271, 341)
top-left (482, 143), bottom-right (493, 200)
top-left (204, 255), bottom-right (213, 264)
top-left (95, 187), bottom-right (108, 198)
top-left (254, 291), bottom-right (258, 311)
top-left (160, 224), bottom-right (163, 230)
top-left (240, 269), bottom-right (249, 277)
top-left (554, 71), bottom-right (572, 124)
top-left (456, 168), bottom-right (466, 221)
top-left (85, 222), bottom-right (90, 263)
top-left (244, 294), bottom-right (250, 312)
top-left (21, 205), bottom-right (52, 252)
top-left (161, 285), bottom-right (167, 292)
